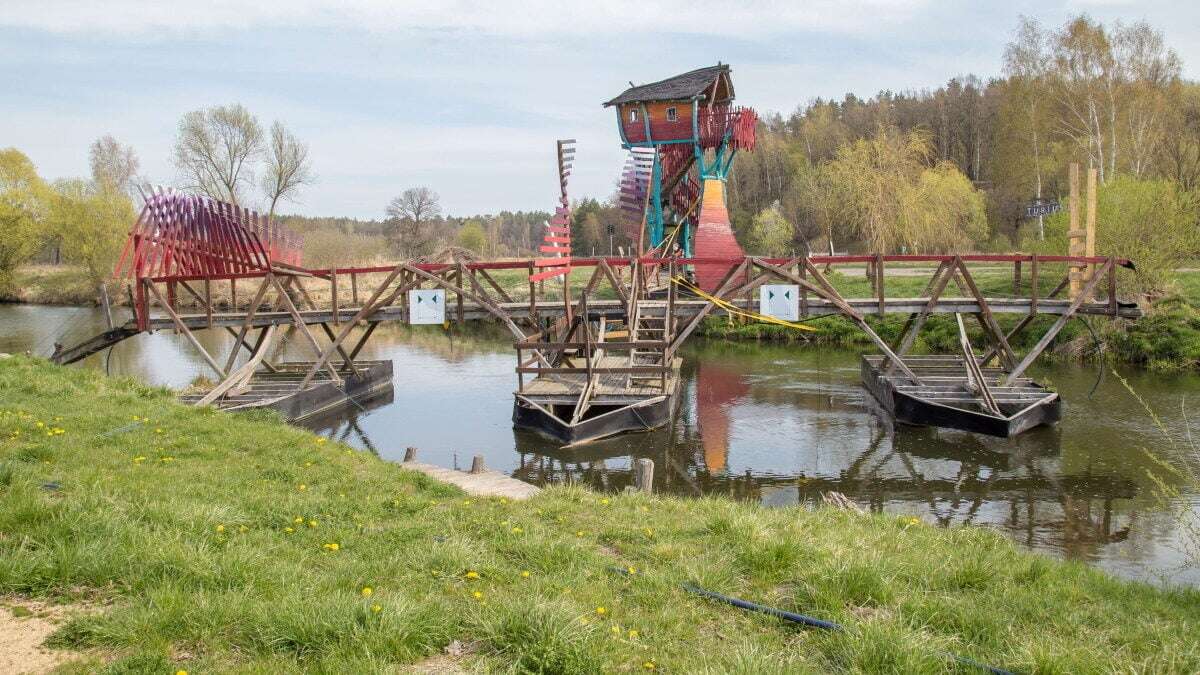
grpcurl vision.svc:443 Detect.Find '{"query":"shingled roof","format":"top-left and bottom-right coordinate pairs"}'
top-left (603, 64), bottom-right (730, 107)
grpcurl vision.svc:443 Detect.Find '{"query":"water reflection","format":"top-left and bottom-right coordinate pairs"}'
top-left (2, 305), bottom-right (1198, 585)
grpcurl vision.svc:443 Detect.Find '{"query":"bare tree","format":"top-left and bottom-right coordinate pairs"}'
top-left (385, 187), bottom-right (442, 256)
top-left (262, 122), bottom-right (314, 223)
top-left (1004, 16), bottom-right (1052, 238)
top-left (173, 104), bottom-right (264, 207)
top-left (89, 135), bottom-right (140, 197)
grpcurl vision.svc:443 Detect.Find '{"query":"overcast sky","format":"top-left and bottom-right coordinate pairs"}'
top-left (3, 1), bottom-right (1197, 219)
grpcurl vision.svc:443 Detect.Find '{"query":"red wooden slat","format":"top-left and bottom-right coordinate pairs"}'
top-left (529, 267), bottom-right (571, 282)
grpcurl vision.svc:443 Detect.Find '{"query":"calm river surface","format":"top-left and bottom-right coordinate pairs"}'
top-left (3, 304), bottom-right (1199, 586)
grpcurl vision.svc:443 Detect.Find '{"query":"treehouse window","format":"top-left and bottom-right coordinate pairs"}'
top-left (629, 109), bottom-right (638, 123)
top-left (666, 107), bottom-right (678, 122)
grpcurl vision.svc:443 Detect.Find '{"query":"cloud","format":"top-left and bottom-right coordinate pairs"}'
top-left (3, 0), bottom-right (931, 39)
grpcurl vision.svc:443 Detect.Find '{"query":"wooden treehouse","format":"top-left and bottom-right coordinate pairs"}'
top-left (605, 64), bottom-right (757, 290)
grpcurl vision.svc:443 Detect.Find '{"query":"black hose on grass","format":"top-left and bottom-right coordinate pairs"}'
top-left (680, 582), bottom-right (842, 630)
top-left (609, 567), bottom-right (1013, 675)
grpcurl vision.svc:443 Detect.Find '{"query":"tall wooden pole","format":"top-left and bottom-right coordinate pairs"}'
top-left (1085, 167), bottom-right (1098, 298)
top-left (1067, 163), bottom-right (1083, 299)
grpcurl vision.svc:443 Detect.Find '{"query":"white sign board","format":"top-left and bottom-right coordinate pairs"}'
top-left (408, 289), bottom-right (446, 325)
top-left (759, 284), bottom-right (800, 321)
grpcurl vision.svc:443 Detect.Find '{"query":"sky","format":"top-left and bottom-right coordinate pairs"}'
top-left (3, 1), bottom-right (1198, 220)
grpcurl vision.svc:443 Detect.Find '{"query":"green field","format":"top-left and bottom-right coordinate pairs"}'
top-left (1, 355), bottom-right (1198, 673)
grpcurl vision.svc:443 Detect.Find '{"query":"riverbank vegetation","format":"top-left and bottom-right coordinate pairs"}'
top-left (1, 355), bottom-right (1199, 672)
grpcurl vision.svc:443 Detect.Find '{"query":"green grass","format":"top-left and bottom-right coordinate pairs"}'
top-left (2, 356), bottom-right (1199, 672)
top-left (2, 265), bottom-right (99, 305)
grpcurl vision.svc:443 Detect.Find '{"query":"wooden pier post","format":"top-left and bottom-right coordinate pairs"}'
top-left (470, 455), bottom-right (486, 474)
top-left (633, 458), bottom-right (654, 493)
top-left (404, 447), bottom-right (417, 463)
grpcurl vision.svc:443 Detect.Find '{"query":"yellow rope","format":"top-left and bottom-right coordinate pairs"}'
top-left (669, 276), bottom-right (818, 332)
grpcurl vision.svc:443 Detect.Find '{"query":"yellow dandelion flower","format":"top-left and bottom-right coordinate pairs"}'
top-left (643, 660), bottom-right (656, 670)
top-left (133, 456), bottom-right (147, 463)
top-left (472, 591), bottom-right (483, 600)
top-left (629, 630), bottom-right (639, 639)
top-left (600, 498), bottom-right (610, 505)
top-left (294, 516), bottom-right (304, 523)
top-left (463, 499), bottom-right (473, 506)
top-left (520, 570), bottom-right (531, 578)
top-left (371, 604), bottom-right (382, 613)
top-left (304, 461), bottom-right (313, 467)
top-left (154, 428), bottom-right (163, 434)
top-left (611, 625), bottom-right (620, 634)
top-left (627, 566), bottom-right (637, 575)
top-left (323, 542), bottom-right (339, 551)
top-left (465, 571), bottom-right (480, 579)
top-left (499, 498), bottom-right (508, 504)
top-left (431, 570), bottom-right (441, 577)
top-left (644, 528), bottom-right (653, 537)
top-left (361, 586), bottom-right (373, 597)
top-left (316, 437), bottom-right (326, 444)
top-left (238, 525), bottom-right (248, 533)
top-left (595, 606), bottom-right (606, 616)
top-left (35, 421), bottom-right (44, 428)
top-left (176, 670), bottom-right (188, 675)
top-left (298, 484), bottom-right (307, 491)
top-left (511, 527), bottom-right (523, 534)
top-left (215, 524), bottom-right (225, 533)
top-left (575, 530), bottom-right (584, 537)
top-left (284, 527), bottom-right (294, 533)
top-left (308, 520), bottom-right (318, 528)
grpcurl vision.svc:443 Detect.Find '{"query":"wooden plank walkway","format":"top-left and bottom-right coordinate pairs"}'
top-left (401, 461), bottom-right (541, 500)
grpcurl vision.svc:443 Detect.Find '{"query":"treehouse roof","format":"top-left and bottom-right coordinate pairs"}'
top-left (603, 64), bottom-right (731, 107)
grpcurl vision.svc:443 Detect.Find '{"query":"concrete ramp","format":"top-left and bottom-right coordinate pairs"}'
top-left (692, 179), bottom-right (745, 291)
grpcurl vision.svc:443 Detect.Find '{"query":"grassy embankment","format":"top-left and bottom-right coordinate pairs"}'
top-left (2, 355), bottom-right (1199, 673)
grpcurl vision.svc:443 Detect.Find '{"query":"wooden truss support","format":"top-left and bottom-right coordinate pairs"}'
top-left (885, 260), bottom-right (953, 374)
top-left (979, 275), bottom-right (1069, 365)
top-left (1004, 258), bottom-right (1114, 385)
top-left (196, 325), bottom-right (277, 406)
top-left (755, 258), bottom-right (922, 384)
top-left (955, 313), bottom-right (1001, 416)
top-left (143, 280), bottom-right (225, 379)
top-left (222, 276), bottom-right (273, 375)
top-left (267, 273), bottom-right (342, 385)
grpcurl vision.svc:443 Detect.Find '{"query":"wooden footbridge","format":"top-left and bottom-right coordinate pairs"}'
top-left (48, 63), bottom-right (1143, 441)
top-left (49, 196), bottom-right (1139, 439)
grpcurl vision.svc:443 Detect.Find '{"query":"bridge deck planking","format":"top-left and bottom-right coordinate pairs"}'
top-left (141, 296), bottom-right (1139, 330)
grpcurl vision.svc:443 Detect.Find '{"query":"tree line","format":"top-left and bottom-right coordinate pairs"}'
top-left (4, 13), bottom-right (1198, 298)
top-left (726, 14), bottom-right (1200, 288)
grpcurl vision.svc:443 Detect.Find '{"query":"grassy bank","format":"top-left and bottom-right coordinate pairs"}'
top-left (1, 356), bottom-right (1198, 672)
top-left (1, 266), bottom-right (100, 306)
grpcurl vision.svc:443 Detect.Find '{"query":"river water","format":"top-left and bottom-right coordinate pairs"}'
top-left (3, 304), bottom-right (1199, 586)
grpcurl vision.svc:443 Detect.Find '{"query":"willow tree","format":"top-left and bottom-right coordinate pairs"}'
top-left (823, 126), bottom-right (986, 253)
top-left (0, 149), bottom-right (51, 294)
top-left (51, 179), bottom-right (136, 287)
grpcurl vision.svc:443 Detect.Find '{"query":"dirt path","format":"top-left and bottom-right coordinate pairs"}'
top-left (0, 603), bottom-right (75, 675)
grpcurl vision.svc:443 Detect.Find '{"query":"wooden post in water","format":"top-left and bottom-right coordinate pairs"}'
top-left (470, 455), bottom-right (486, 474)
top-left (633, 458), bottom-right (654, 493)
top-left (98, 283), bottom-right (114, 330)
top-left (403, 447), bottom-right (417, 463)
